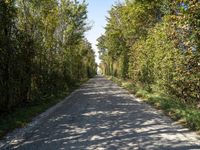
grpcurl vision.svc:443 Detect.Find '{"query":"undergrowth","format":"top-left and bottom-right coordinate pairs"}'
top-left (109, 76), bottom-right (200, 132)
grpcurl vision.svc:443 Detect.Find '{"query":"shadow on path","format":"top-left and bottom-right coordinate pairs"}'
top-left (7, 76), bottom-right (200, 150)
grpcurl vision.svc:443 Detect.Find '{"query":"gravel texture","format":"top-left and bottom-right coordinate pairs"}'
top-left (1, 76), bottom-right (200, 150)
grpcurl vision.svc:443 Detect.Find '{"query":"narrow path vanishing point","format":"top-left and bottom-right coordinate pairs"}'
top-left (2, 76), bottom-right (200, 150)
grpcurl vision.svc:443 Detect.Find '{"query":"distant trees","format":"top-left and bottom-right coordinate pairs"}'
top-left (0, 0), bottom-right (96, 112)
top-left (98, 0), bottom-right (200, 103)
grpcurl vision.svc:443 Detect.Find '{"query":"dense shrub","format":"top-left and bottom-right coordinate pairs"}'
top-left (0, 0), bottom-right (97, 112)
top-left (98, 0), bottom-right (199, 103)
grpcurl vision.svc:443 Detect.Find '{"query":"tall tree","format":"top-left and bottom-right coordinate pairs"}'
top-left (0, 0), bottom-right (97, 112)
top-left (98, 0), bottom-right (200, 102)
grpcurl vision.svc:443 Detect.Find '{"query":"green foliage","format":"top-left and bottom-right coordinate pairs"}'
top-left (111, 76), bottom-right (200, 131)
top-left (99, 0), bottom-right (200, 104)
top-left (0, 79), bottom-right (85, 139)
top-left (0, 0), bottom-right (97, 112)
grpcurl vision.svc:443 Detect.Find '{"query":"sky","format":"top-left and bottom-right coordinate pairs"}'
top-left (85, 0), bottom-right (122, 65)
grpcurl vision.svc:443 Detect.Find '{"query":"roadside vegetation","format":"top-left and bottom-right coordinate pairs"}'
top-left (98, 0), bottom-right (200, 132)
top-left (0, 80), bottom-right (86, 139)
top-left (0, 0), bottom-right (96, 138)
top-left (109, 76), bottom-right (200, 132)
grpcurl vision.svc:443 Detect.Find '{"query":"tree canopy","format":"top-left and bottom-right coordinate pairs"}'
top-left (98, 0), bottom-right (200, 103)
top-left (0, 0), bottom-right (97, 112)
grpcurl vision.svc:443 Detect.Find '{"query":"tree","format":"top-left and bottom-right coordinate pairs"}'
top-left (98, 0), bottom-right (200, 103)
top-left (0, 0), bottom-right (97, 112)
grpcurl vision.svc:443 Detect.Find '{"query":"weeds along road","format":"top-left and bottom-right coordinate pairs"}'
top-left (2, 76), bottom-right (200, 150)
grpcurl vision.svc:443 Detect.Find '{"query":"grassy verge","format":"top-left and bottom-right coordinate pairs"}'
top-left (108, 76), bottom-right (200, 133)
top-left (0, 79), bottom-right (88, 139)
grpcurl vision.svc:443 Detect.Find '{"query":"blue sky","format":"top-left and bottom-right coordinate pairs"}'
top-left (85, 0), bottom-right (122, 64)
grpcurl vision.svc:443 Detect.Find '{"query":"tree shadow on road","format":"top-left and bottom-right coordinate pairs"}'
top-left (9, 76), bottom-right (200, 150)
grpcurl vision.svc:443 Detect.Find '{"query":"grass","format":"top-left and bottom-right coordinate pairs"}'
top-left (109, 76), bottom-right (200, 132)
top-left (0, 79), bottom-right (88, 139)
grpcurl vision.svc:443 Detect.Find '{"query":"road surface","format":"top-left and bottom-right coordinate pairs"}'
top-left (2, 76), bottom-right (200, 150)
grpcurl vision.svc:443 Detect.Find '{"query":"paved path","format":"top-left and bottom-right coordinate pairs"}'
top-left (2, 76), bottom-right (200, 150)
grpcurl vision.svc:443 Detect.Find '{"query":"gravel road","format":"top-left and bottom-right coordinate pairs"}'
top-left (2, 76), bottom-right (200, 150)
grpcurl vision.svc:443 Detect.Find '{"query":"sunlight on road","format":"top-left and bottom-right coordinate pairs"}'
top-left (4, 76), bottom-right (200, 150)
top-left (82, 111), bottom-right (126, 116)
